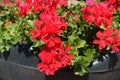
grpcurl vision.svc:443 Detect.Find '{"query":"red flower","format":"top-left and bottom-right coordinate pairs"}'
top-left (93, 28), bottom-right (120, 52)
top-left (29, 0), bottom-right (72, 76)
top-left (26, 0), bottom-right (33, 4)
top-left (105, 0), bottom-right (120, 10)
top-left (37, 44), bottom-right (74, 75)
top-left (40, 11), bottom-right (68, 30)
top-left (38, 61), bottom-right (62, 75)
top-left (93, 31), bottom-right (107, 50)
top-left (45, 0), bottom-right (67, 9)
top-left (29, 30), bottom-right (41, 40)
top-left (44, 36), bottom-right (62, 48)
top-left (3, 0), bottom-right (11, 3)
top-left (29, 11), bottom-right (67, 43)
top-left (32, 0), bottom-right (67, 12)
top-left (86, 0), bottom-right (96, 5)
top-left (107, 0), bottom-right (116, 4)
top-left (32, 0), bottom-right (45, 12)
top-left (59, 0), bottom-right (68, 6)
top-left (81, 2), bottom-right (114, 28)
top-left (112, 42), bottom-right (120, 52)
top-left (18, 2), bottom-right (31, 16)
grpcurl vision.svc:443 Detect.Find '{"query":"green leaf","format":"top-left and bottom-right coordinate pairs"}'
top-left (70, 46), bottom-right (79, 56)
top-left (72, 57), bottom-right (88, 76)
top-left (27, 20), bottom-right (34, 28)
top-left (85, 49), bottom-right (95, 61)
top-left (79, 1), bottom-right (86, 7)
top-left (77, 39), bottom-right (86, 48)
top-left (5, 45), bottom-right (10, 51)
top-left (80, 56), bottom-right (90, 67)
top-left (32, 40), bottom-right (44, 48)
top-left (74, 66), bottom-right (88, 76)
top-left (0, 21), bottom-right (3, 27)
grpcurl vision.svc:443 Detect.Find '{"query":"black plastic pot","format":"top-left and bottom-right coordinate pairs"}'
top-left (0, 43), bottom-right (120, 80)
top-left (88, 51), bottom-right (120, 80)
top-left (0, 43), bottom-right (45, 80)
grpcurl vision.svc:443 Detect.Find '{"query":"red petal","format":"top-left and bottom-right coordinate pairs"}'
top-left (65, 44), bottom-right (71, 53)
top-left (54, 37), bottom-right (62, 44)
top-left (96, 31), bottom-right (103, 39)
top-left (93, 39), bottom-right (99, 44)
top-left (37, 63), bottom-right (46, 72)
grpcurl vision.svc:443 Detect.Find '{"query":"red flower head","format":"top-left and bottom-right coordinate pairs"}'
top-left (105, 0), bottom-right (120, 10)
top-left (29, 11), bottom-right (67, 44)
top-left (18, 2), bottom-right (31, 16)
top-left (32, 0), bottom-right (45, 12)
top-left (81, 2), bottom-right (115, 28)
top-left (37, 44), bottom-right (74, 75)
top-left (3, 0), bottom-right (11, 4)
top-left (93, 28), bottom-right (120, 52)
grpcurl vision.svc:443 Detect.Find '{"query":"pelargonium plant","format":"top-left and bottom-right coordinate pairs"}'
top-left (0, 0), bottom-right (120, 76)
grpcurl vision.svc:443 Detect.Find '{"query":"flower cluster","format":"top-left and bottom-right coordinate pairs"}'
top-left (81, 0), bottom-right (120, 53)
top-left (1, 0), bottom-right (120, 77)
top-left (59, 0), bottom-right (120, 75)
top-left (81, 1), bottom-right (114, 28)
top-left (26, 0), bottom-right (74, 75)
top-left (1, 0), bottom-right (73, 75)
top-left (37, 45), bottom-right (73, 75)
top-left (93, 28), bottom-right (120, 52)
top-left (106, 0), bottom-right (120, 9)
top-left (17, 0), bottom-right (68, 16)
